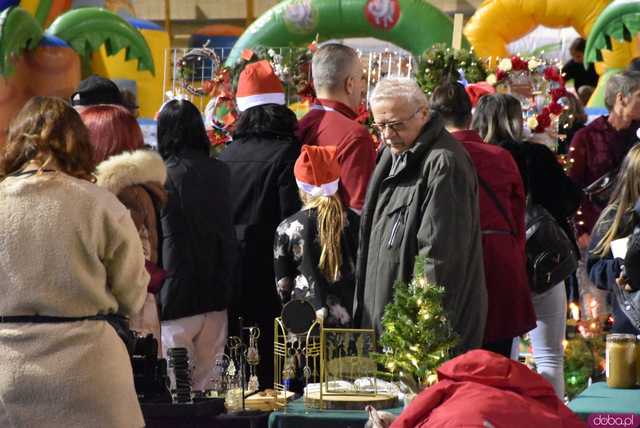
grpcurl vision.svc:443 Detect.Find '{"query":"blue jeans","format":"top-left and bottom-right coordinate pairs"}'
top-left (530, 282), bottom-right (567, 398)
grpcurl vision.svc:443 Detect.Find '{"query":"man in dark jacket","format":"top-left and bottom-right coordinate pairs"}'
top-left (354, 77), bottom-right (487, 352)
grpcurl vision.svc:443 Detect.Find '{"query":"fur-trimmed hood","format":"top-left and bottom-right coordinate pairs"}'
top-left (96, 149), bottom-right (167, 195)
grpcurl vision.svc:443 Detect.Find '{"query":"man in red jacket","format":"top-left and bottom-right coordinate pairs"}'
top-left (297, 43), bottom-right (376, 214)
top-left (430, 81), bottom-right (536, 358)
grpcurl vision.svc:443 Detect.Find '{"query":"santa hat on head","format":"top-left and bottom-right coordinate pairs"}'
top-left (235, 60), bottom-right (285, 112)
top-left (465, 82), bottom-right (496, 107)
top-left (294, 145), bottom-right (340, 197)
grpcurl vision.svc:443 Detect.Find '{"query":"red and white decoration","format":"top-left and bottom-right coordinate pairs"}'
top-left (294, 145), bottom-right (340, 197)
top-left (235, 60), bottom-right (286, 112)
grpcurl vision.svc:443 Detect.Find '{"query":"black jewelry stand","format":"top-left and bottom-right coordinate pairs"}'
top-left (226, 316), bottom-right (262, 416)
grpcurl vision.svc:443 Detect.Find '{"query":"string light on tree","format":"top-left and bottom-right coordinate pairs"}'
top-left (373, 256), bottom-right (458, 393)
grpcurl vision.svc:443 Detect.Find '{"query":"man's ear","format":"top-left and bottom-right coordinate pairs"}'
top-left (617, 92), bottom-right (627, 107)
top-left (419, 106), bottom-right (429, 120)
top-left (345, 75), bottom-right (354, 95)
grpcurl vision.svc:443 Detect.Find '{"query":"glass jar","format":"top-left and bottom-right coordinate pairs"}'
top-left (606, 334), bottom-right (637, 389)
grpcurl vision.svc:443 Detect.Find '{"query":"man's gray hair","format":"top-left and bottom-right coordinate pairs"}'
top-left (369, 77), bottom-right (428, 109)
top-left (312, 43), bottom-right (359, 92)
top-left (604, 70), bottom-right (640, 111)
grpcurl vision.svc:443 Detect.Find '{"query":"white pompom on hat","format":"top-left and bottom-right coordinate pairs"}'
top-left (235, 60), bottom-right (285, 112)
top-left (294, 145), bottom-right (340, 197)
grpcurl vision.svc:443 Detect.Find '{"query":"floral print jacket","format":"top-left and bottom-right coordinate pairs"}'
top-left (274, 208), bottom-right (359, 327)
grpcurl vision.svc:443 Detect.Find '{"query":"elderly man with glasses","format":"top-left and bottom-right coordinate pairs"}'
top-left (353, 77), bottom-right (487, 352)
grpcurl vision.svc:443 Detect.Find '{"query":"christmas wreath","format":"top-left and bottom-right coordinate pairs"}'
top-left (415, 44), bottom-right (488, 95)
top-left (487, 55), bottom-right (567, 134)
top-left (177, 42), bottom-right (222, 97)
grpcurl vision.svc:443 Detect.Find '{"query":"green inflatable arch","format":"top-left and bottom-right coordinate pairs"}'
top-left (225, 0), bottom-right (463, 65)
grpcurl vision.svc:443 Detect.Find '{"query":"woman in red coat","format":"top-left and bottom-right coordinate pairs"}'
top-left (430, 82), bottom-right (536, 358)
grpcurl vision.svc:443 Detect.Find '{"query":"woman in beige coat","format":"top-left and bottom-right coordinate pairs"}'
top-left (81, 104), bottom-right (167, 346)
top-left (0, 97), bottom-right (148, 428)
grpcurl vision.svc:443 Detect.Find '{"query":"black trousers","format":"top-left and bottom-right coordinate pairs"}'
top-left (482, 338), bottom-right (514, 358)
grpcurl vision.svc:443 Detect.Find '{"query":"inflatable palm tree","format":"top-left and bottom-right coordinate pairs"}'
top-left (0, 3), bottom-right (154, 76)
top-left (0, 2), bottom-right (153, 143)
top-left (585, 1), bottom-right (640, 64)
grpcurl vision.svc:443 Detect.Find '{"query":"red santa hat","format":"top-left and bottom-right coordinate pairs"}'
top-left (465, 82), bottom-right (496, 107)
top-left (235, 60), bottom-right (285, 112)
top-left (294, 145), bottom-right (340, 197)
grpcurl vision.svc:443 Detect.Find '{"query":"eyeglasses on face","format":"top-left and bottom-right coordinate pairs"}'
top-left (371, 108), bottom-right (422, 136)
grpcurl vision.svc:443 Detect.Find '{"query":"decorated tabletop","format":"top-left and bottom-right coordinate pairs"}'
top-left (568, 382), bottom-right (640, 419)
top-left (268, 398), bottom-right (402, 428)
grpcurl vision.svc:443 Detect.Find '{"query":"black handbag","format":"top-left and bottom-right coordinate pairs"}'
top-left (525, 203), bottom-right (578, 293)
top-left (584, 168), bottom-right (619, 209)
top-left (478, 169), bottom-right (578, 294)
top-left (523, 156), bottom-right (578, 293)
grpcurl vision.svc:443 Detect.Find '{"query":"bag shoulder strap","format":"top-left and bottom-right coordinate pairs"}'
top-left (477, 174), bottom-right (516, 236)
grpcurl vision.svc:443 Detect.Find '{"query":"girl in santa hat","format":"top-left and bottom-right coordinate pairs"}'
top-left (274, 145), bottom-right (359, 328)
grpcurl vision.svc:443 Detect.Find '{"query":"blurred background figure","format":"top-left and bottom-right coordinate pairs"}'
top-left (562, 38), bottom-right (599, 92)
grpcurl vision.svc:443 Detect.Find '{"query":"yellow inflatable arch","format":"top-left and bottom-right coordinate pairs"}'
top-left (463, 0), bottom-right (635, 72)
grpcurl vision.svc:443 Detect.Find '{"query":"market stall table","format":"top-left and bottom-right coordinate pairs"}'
top-left (568, 382), bottom-right (640, 419)
top-left (142, 401), bottom-right (270, 428)
top-left (268, 398), bottom-right (403, 428)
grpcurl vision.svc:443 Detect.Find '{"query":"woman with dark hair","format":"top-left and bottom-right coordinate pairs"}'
top-left (157, 99), bottom-right (236, 391)
top-left (81, 104), bottom-right (167, 348)
top-left (0, 97), bottom-right (148, 427)
top-left (430, 82), bottom-right (535, 358)
top-left (472, 93), bottom-right (581, 398)
top-left (218, 60), bottom-right (301, 388)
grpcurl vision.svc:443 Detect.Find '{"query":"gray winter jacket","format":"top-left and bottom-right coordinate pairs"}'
top-left (353, 115), bottom-right (487, 351)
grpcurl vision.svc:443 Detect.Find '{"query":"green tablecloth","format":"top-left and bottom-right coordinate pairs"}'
top-left (568, 382), bottom-right (640, 419)
top-left (268, 399), bottom-right (403, 428)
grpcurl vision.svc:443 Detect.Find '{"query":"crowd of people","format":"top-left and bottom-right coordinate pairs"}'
top-left (2, 40), bottom-right (640, 425)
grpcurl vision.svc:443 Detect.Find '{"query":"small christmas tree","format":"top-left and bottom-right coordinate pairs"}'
top-left (374, 256), bottom-right (458, 392)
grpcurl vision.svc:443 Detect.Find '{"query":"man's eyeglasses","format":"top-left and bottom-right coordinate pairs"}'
top-left (371, 108), bottom-right (422, 137)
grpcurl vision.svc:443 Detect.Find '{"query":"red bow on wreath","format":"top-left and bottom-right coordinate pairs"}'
top-left (203, 68), bottom-right (234, 99)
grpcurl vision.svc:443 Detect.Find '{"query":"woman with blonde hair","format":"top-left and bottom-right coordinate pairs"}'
top-left (274, 145), bottom-right (359, 327)
top-left (589, 144), bottom-right (640, 335)
top-left (0, 96), bottom-right (148, 427)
